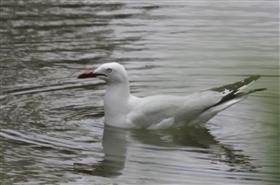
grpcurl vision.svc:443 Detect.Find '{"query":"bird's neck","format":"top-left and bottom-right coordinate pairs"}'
top-left (105, 82), bottom-right (130, 100)
top-left (104, 81), bottom-right (130, 123)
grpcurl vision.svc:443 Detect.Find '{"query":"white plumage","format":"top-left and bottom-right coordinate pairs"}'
top-left (78, 62), bottom-right (265, 129)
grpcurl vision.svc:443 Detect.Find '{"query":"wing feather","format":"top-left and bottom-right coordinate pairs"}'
top-left (127, 91), bottom-right (223, 128)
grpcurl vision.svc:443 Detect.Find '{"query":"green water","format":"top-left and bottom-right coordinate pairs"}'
top-left (0, 0), bottom-right (279, 184)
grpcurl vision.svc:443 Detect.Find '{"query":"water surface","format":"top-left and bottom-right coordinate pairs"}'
top-left (0, 0), bottom-right (279, 184)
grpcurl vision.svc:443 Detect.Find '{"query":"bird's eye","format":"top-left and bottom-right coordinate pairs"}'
top-left (106, 68), bottom-right (112, 73)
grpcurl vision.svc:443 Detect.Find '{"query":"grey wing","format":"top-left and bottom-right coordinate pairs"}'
top-left (127, 96), bottom-right (184, 128)
top-left (127, 92), bottom-right (222, 128)
top-left (127, 75), bottom-right (266, 128)
top-left (176, 76), bottom-right (266, 123)
top-left (173, 91), bottom-right (223, 123)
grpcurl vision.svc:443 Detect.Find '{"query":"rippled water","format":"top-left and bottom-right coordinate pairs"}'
top-left (0, 0), bottom-right (279, 184)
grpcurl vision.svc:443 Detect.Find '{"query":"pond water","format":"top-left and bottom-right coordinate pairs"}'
top-left (0, 0), bottom-right (279, 184)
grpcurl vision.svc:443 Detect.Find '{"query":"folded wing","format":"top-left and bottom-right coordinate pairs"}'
top-left (127, 76), bottom-right (265, 129)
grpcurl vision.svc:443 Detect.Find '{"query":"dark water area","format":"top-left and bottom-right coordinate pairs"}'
top-left (0, 0), bottom-right (279, 184)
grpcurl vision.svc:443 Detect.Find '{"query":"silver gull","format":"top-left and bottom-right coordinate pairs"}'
top-left (78, 62), bottom-right (266, 129)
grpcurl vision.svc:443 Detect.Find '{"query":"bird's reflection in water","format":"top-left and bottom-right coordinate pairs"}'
top-left (131, 126), bottom-right (257, 172)
top-left (75, 124), bottom-right (257, 177)
top-left (93, 126), bottom-right (128, 177)
top-left (74, 126), bottom-right (128, 177)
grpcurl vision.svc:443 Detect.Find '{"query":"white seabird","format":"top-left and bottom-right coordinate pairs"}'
top-left (78, 62), bottom-right (266, 129)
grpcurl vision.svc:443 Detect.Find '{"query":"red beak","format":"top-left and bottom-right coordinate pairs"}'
top-left (78, 71), bottom-right (96, 79)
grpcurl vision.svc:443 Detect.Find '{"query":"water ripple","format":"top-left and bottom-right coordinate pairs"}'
top-left (0, 0), bottom-right (279, 184)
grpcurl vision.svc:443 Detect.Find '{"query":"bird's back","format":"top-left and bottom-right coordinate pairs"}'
top-left (127, 92), bottom-right (222, 129)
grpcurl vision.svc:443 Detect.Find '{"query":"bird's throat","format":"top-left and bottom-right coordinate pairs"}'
top-left (104, 82), bottom-right (130, 122)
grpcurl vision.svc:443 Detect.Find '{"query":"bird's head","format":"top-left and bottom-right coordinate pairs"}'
top-left (78, 62), bottom-right (128, 84)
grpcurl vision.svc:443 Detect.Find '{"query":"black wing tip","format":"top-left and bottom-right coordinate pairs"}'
top-left (246, 75), bottom-right (261, 82)
top-left (241, 75), bottom-right (262, 86)
top-left (248, 88), bottom-right (267, 93)
top-left (211, 75), bottom-right (262, 93)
